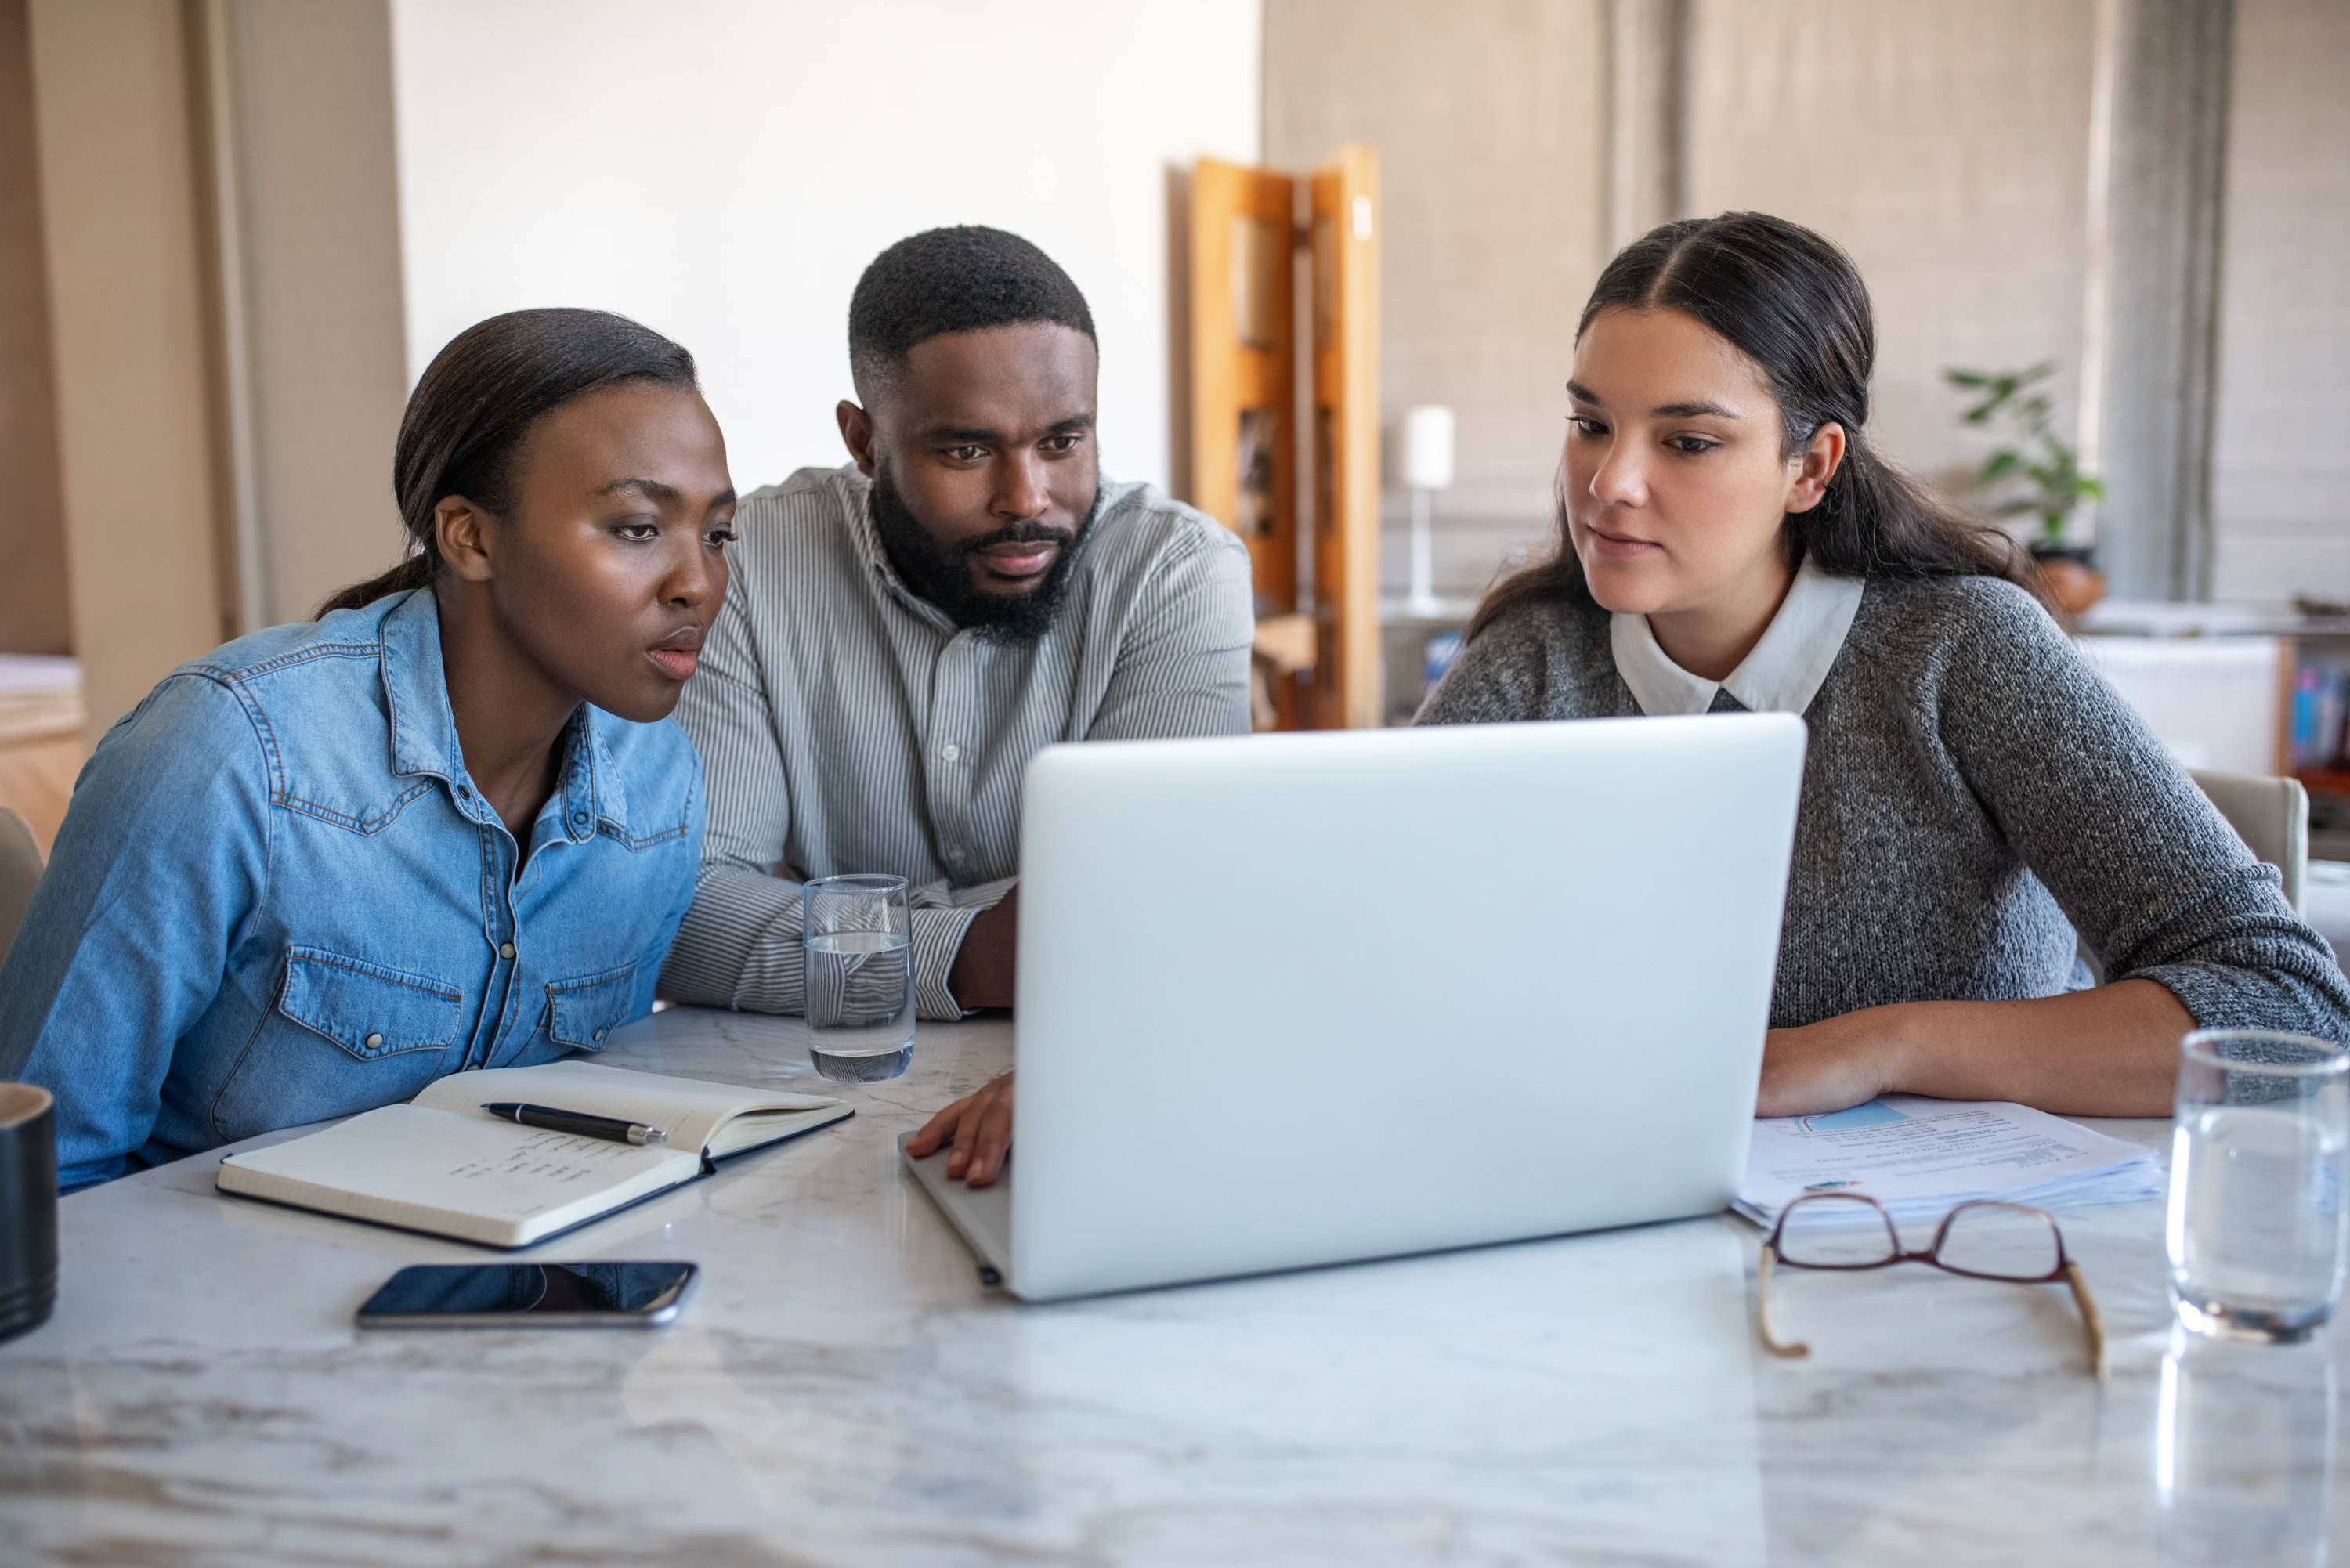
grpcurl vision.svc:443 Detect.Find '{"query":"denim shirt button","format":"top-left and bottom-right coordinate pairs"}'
top-left (592, 1026), bottom-right (606, 1042)
top-left (498, 941), bottom-right (515, 959)
top-left (364, 1032), bottom-right (383, 1049)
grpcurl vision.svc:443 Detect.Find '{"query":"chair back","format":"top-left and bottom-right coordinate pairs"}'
top-left (0, 808), bottom-right (41, 966)
top-left (2189, 768), bottom-right (2308, 915)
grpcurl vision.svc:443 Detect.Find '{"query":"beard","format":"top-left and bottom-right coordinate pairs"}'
top-left (867, 462), bottom-right (1094, 643)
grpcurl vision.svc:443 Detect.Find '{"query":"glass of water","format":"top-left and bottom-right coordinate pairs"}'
top-left (2167, 1028), bottom-right (2350, 1342)
top-left (801, 874), bottom-right (914, 1082)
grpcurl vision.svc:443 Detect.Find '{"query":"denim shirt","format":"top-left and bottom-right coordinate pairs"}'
top-left (0, 589), bottom-right (705, 1190)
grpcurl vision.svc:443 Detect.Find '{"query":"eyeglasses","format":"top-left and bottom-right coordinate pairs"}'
top-left (1757, 1193), bottom-right (2106, 1379)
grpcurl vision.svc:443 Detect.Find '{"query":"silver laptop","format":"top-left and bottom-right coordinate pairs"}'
top-left (903, 713), bottom-right (1806, 1302)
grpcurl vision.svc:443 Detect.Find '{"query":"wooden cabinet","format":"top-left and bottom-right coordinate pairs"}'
top-left (1188, 147), bottom-right (1380, 730)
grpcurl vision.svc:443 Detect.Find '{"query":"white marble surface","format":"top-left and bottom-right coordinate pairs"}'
top-left (2, 1006), bottom-right (2344, 1567)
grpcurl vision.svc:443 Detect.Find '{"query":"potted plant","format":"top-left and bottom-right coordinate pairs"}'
top-left (1946, 363), bottom-right (2106, 618)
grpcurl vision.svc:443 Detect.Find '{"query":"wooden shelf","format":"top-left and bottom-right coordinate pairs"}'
top-left (2294, 767), bottom-right (2350, 797)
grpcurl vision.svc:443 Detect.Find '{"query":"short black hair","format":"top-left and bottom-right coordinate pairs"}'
top-left (848, 226), bottom-right (1096, 399)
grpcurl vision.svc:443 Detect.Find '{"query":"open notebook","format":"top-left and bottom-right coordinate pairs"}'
top-left (215, 1060), bottom-right (852, 1248)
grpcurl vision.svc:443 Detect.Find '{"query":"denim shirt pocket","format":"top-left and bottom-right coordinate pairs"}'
top-left (210, 946), bottom-right (465, 1143)
top-left (279, 947), bottom-right (465, 1058)
top-left (544, 961), bottom-right (639, 1051)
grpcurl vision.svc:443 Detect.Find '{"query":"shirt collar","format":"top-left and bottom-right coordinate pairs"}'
top-left (539, 707), bottom-right (621, 846)
top-left (379, 586), bottom-right (620, 842)
top-left (1610, 557), bottom-right (1865, 717)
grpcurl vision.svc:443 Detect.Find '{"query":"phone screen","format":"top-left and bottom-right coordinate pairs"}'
top-left (356, 1262), bottom-right (696, 1324)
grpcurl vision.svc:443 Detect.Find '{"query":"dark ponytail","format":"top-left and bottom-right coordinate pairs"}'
top-left (317, 307), bottom-right (699, 616)
top-left (1469, 211), bottom-right (2037, 641)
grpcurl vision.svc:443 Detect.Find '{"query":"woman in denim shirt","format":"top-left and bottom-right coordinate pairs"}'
top-left (0, 308), bottom-right (736, 1190)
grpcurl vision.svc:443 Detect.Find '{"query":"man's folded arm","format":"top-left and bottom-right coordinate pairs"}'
top-left (660, 867), bottom-right (1005, 1022)
top-left (657, 864), bottom-right (804, 1012)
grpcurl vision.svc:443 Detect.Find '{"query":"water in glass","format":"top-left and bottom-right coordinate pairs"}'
top-left (804, 930), bottom-right (914, 1082)
top-left (802, 873), bottom-right (914, 1083)
top-left (2167, 1029), bottom-right (2350, 1342)
top-left (2169, 1105), bottom-right (2348, 1339)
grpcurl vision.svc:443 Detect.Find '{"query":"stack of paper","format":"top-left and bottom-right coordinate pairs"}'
top-left (1734, 1094), bottom-right (2161, 1230)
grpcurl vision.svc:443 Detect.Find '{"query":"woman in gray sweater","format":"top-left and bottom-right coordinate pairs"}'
top-left (1419, 211), bottom-right (2350, 1119)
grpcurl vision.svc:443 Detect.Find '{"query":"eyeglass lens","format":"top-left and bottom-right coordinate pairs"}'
top-left (1932, 1203), bottom-right (2063, 1280)
top-left (1777, 1194), bottom-right (1898, 1266)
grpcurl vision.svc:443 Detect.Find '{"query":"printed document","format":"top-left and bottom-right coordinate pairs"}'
top-left (1736, 1095), bottom-right (2160, 1228)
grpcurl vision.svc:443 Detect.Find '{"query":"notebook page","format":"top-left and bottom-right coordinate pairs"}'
top-left (700, 1105), bottom-right (856, 1158)
top-left (217, 1104), bottom-right (696, 1246)
top-left (412, 1060), bottom-right (842, 1154)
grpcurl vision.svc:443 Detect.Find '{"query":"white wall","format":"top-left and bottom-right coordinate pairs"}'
top-left (1265, 0), bottom-right (1607, 603)
top-left (389, 0), bottom-right (1262, 497)
top-left (222, 0), bottom-right (409, 625)
top-left (2211, 0), bottom-right (2350, 602)
top-left (28, 0), bottom-right (233, 734)
top-left (1267, 0), bottom-right (1606, 526)
top-left (1260, 0), bottom-right (2102, 603)
top-left (1685, 0), bottom-right (2099, 505)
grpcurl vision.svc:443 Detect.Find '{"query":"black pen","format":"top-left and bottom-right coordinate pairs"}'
top-left (479, 1102), bottom-right (670, 1147)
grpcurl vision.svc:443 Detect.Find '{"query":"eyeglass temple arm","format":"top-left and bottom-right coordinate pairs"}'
top-left (1756, 1242), bottom-right (1810, 1359)
top-left (2061, 1259), bottom-right (2106, 1381)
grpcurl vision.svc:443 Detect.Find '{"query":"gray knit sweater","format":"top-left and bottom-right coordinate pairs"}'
top-left (1418, 573), bottom-right (2350, 1037)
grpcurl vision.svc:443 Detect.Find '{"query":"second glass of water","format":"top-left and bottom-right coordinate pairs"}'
top-left (2167, 1028), bottom-right (2350, 1342)
top-left (802, 873), bottom-right (914, 1083)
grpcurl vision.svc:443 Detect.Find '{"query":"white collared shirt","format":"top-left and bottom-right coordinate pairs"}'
top-left (1609, 557), bottom-right (1866, 717)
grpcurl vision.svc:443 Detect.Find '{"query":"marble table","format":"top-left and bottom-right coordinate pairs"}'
top-left (2, 1006), bottom-right (2341, 1567)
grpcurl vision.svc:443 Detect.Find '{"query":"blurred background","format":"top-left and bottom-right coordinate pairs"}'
top-left (1, 1), bottom-right (2345, 876)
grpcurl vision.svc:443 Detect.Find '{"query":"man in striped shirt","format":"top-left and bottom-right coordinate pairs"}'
top-left (659, 227), bottom-right (1253, 1056)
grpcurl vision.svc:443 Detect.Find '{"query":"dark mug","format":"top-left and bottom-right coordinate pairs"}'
top-left (0, 1082), bottom-right (56, 1344)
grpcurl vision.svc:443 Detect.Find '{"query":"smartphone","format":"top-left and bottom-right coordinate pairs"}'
top-left (355, 1261), bottom-right (698, 1328)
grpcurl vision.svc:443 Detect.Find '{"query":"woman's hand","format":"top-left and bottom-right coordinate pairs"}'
top-left (906, 1071), bottom-right (1014, 1186)
top-left (1755, 1012), bottom-right (1908, 1119)
top-left (1757, 983), bottom-right (2189, 1120)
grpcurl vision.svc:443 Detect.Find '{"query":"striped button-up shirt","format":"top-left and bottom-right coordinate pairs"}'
top-left (659, 464), bottom-right (1254, 1019)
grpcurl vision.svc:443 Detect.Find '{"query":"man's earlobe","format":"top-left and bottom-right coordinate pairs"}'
top-left (837, 401), bottom-right (877, 475)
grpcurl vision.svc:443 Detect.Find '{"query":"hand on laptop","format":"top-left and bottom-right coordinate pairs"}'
top-left (908, 1071), bottom-right (1014, 1186)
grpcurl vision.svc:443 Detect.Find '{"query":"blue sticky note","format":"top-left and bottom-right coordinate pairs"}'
top-left (1799, 1100), bottom-right (1912, 1132)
